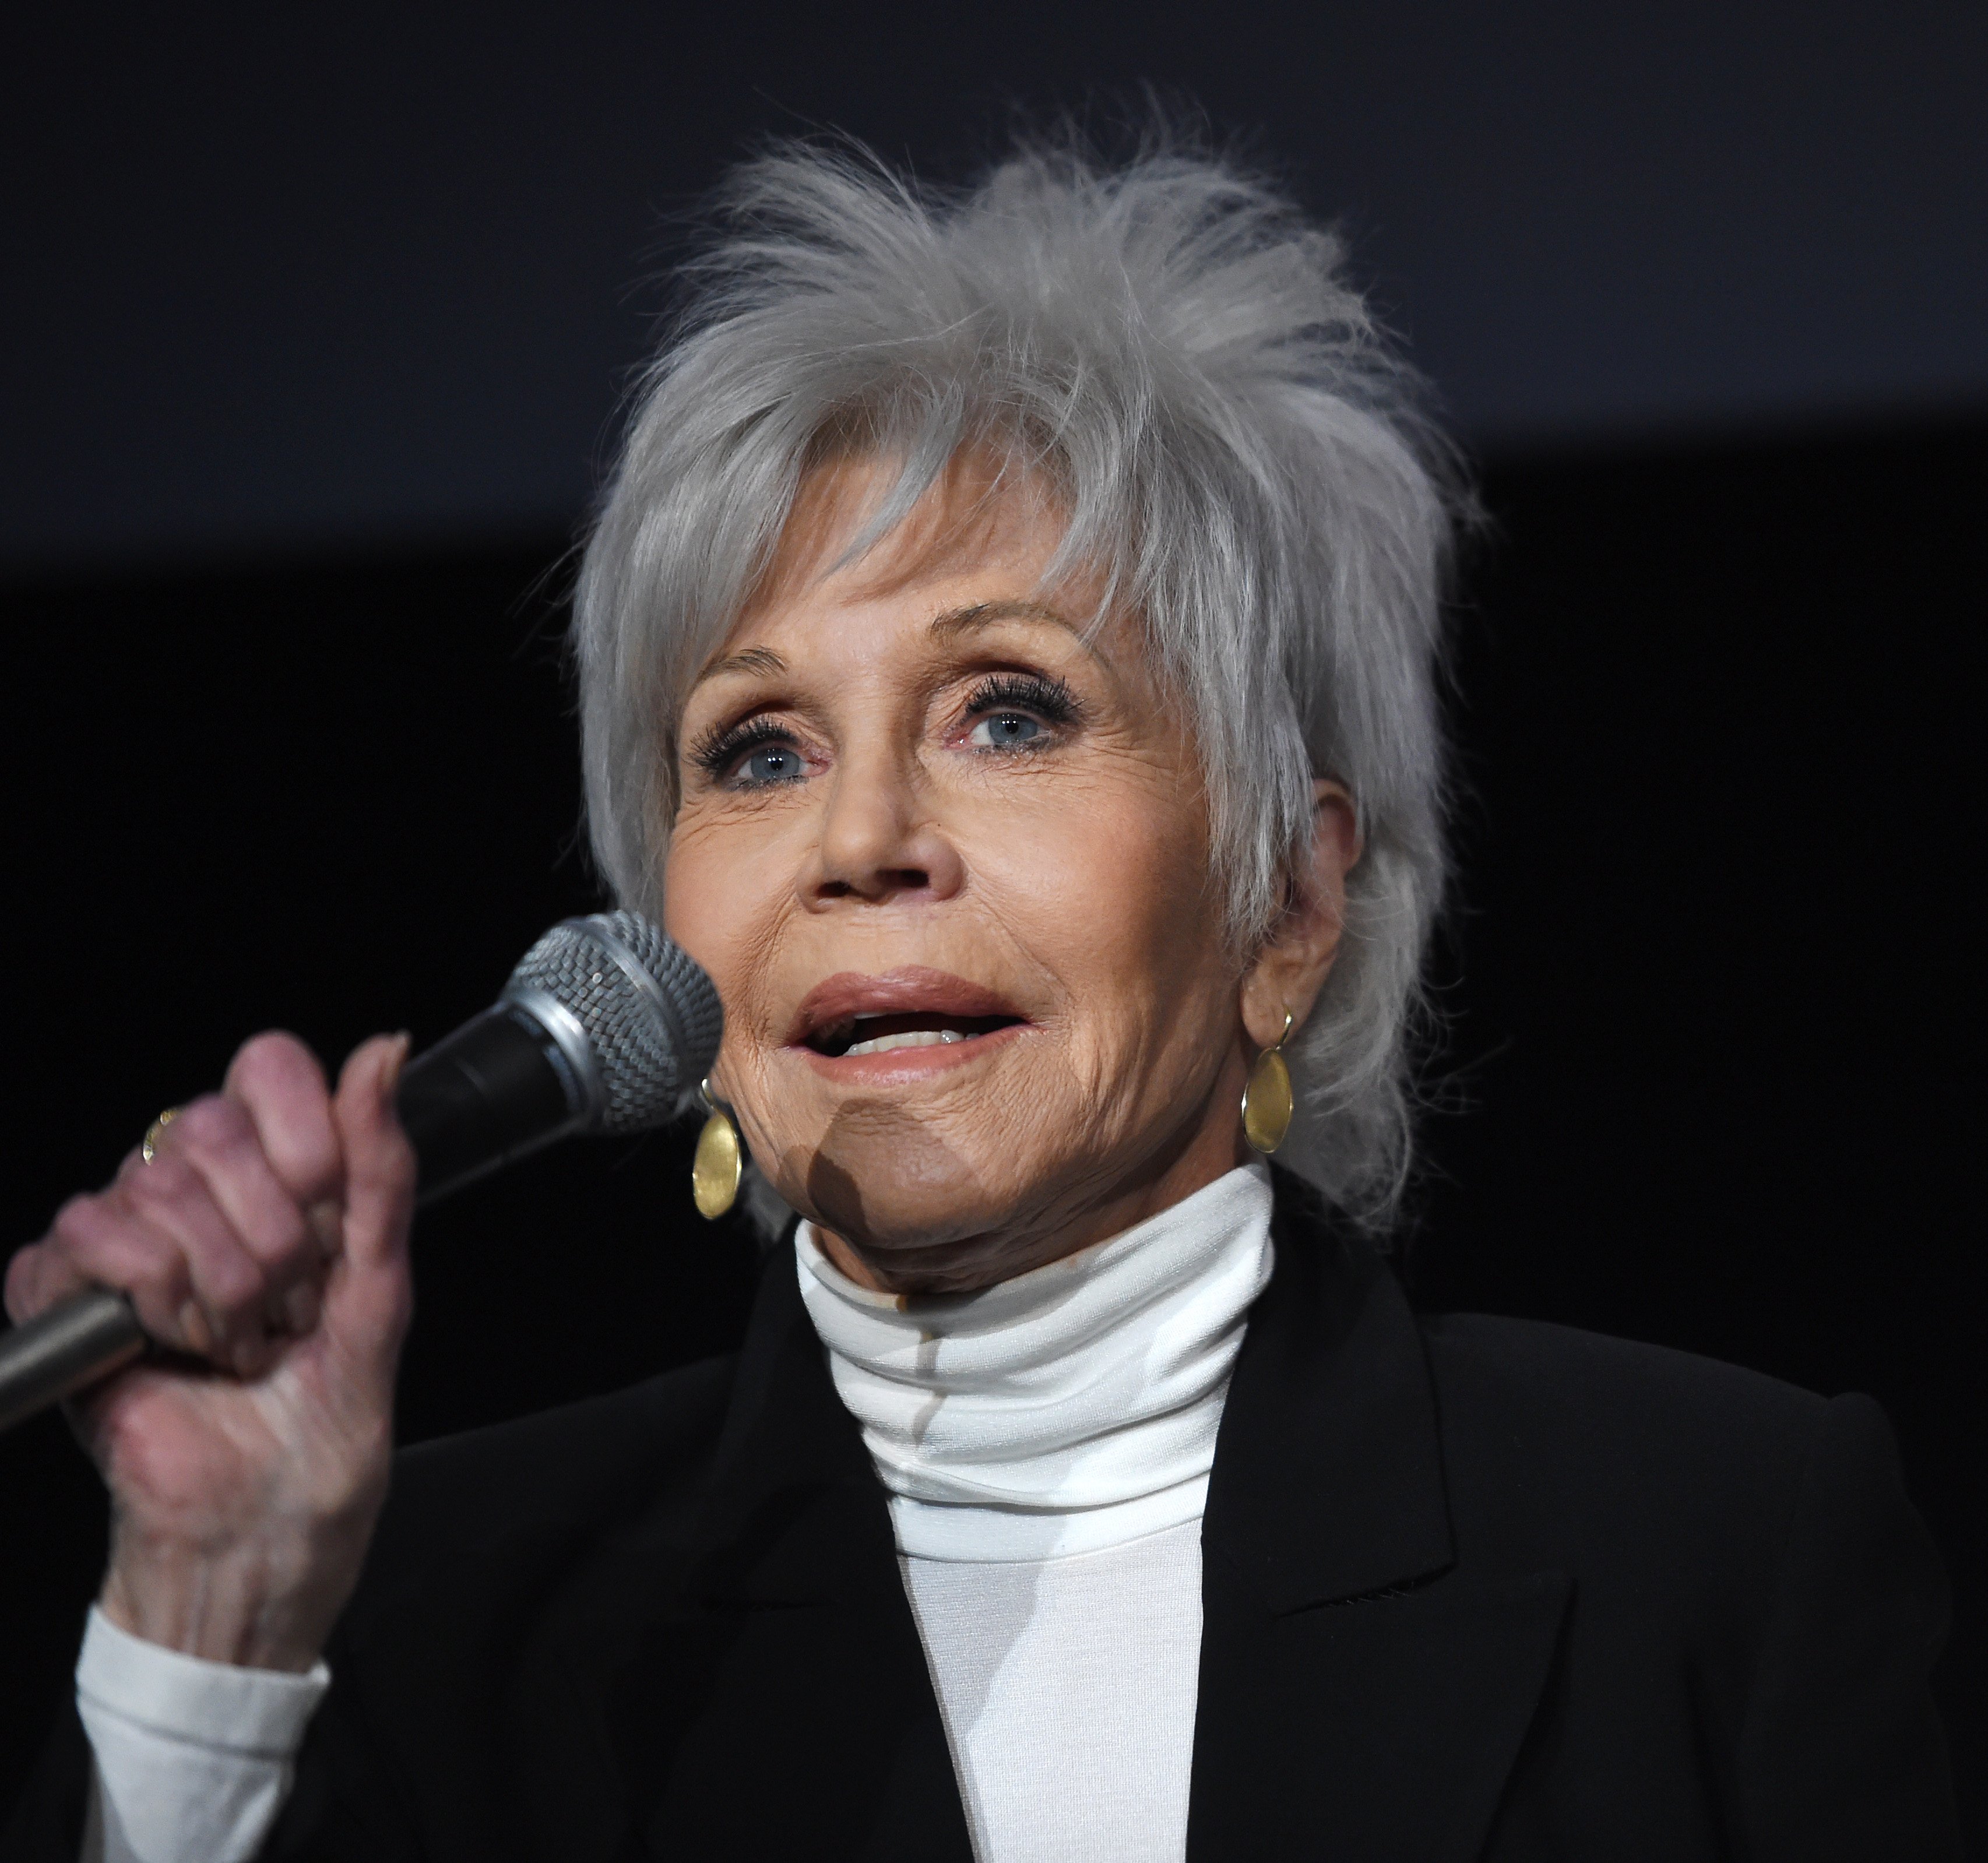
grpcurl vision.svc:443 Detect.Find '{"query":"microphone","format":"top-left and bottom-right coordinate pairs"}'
top-left (0, 911), bottom-right (723, 1434)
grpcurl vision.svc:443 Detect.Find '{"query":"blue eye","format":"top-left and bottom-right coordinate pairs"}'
top-left (742, 744), bottom-right (803, 783)
top-left (960, 672), bottom-right (1078, 751)
top-left (969, 712), bottom-right (1043, 748)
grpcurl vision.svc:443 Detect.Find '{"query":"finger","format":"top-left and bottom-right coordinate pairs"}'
top-left (36, 1192), bottom-right (210, 1358)
top-left (136, 1096), bottom-right (321, 1329)
top-left (5, 1232), bottom-right (89, 1326)
top-left (117, 1136), bottom-right (299, 1371)
top-left (322, 1034), bottom-right (416, 1358)
top-left (224, 1032), bottom-right (343, 1207)
top-left (111, 1145), bottom-right (280, 1376)
top-left (335, 1034), bottom-right (415, 1270)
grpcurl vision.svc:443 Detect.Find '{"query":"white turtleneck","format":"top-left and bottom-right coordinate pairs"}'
top-left (798, 1164), bottom-right (1275, 1862)
top-left (70, 1165), bottom-right (1275, 1863)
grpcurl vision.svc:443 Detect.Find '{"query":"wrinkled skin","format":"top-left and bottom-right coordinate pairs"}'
top-left (3, 1034), bottom-right (413, 1668)
top-left (665, 453), bottom-right (1358, 1292)
top-left (2, 449), bottom-right (1356, 1670)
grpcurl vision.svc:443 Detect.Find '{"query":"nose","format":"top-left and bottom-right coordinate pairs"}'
top-left (803, 747), bottom-right (966, 907)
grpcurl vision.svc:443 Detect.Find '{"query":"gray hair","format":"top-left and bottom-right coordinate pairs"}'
top-left (573, 131), bottom-right (1463, 1230)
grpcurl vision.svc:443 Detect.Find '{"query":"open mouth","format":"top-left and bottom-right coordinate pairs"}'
top-left (788, 969), bottom-right (1030, 1065)
top-left (806, 1012), bottom-right (1023, 1058)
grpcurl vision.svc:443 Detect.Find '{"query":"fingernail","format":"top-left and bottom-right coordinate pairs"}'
top-left (178, 1301), bottom-right (213, 1357)
top-left (283, 1281), bottom-right (320, 1335)
top-left (306, 1199), bottom-right (344, 1260)
top-left (381, 1032), bottom-right (413, 1096)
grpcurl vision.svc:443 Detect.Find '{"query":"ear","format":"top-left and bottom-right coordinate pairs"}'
top-left (1240, 779), bottom-right (1362, 1050)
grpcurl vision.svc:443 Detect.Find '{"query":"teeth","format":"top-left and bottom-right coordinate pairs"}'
top-left (843, 1029), bottom-right (966, 1056)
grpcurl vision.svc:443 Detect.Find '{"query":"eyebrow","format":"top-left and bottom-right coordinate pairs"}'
top-left (693, 599), bottom-right (1094, 688)
top-left (928, 598), bottom-right (1096, 648)
top-left (699, 645), bottom-right (787, 680)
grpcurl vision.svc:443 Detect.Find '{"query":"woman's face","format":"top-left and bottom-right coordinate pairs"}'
top-left (665, 455), bottom-right (1348, 1293)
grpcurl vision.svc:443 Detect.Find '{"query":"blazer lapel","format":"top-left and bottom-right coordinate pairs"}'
top-left (1189, 1176), bottom-right (1570, 1862)
top-left (589, 1248), bottom-right (973, 1863)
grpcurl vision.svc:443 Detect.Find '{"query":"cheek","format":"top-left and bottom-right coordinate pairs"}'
top-left (968, 775), bottom-right (1225, 1026)
top-left (657, 821), bottom-right (717, 972)
top-left (660, 813), bottom-right (791, 1053)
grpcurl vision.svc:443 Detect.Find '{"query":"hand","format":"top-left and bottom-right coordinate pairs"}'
top-left (3, 1031), bottom-right (416, 1672)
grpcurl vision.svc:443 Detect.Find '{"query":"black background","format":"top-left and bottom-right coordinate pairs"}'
top-left (2, 0), bottom-right (1983, 1841)
top-left (2, 425), bottom-right (1979, 1833)
top-left (5, 0), bottom-right (1985, 567)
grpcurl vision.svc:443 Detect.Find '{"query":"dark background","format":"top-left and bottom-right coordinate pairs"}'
top-left (2, 0), bottom-right (1982, 1839)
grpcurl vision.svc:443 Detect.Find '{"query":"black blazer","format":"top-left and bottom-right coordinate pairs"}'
top-left (5, 1175), bottom-right (1962, 1860)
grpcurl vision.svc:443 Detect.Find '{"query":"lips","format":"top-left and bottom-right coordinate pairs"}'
top-left (789, 969), bottom-right (1028, 1060)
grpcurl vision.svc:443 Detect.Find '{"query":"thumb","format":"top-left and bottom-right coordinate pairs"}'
top-left (320, 1033), bottom-right (416, 1362)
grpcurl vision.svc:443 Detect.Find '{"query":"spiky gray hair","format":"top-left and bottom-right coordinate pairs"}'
top-left (574, 132), bottom-right (1463, 1229)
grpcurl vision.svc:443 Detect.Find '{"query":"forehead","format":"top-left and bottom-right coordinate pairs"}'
top-left (682, 449), bottom-right (1164, 710)
top-left (738, 450), bottom-right (1085, 635)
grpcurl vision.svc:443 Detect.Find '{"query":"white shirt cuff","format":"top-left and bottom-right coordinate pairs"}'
top-left (75, 1605), bottom-right (329, 1863)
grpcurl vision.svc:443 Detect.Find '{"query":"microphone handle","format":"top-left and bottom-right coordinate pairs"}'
top-left (0, 1288), bottom-right (145, 1434)
top-left (0, 1003), bottom-right (592, 1433)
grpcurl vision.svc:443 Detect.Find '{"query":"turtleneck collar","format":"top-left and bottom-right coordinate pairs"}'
top-left (796, 1164), bottom-right (1275, 1561)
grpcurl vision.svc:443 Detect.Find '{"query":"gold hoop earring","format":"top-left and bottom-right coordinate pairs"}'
top-left (1241, 1011), bottom-right (1296, 1156)
top-left (692, 1079), bottom-right (743, 1220)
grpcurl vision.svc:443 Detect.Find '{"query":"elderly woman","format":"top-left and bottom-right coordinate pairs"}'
top-left (2, 139), bottom-right (1960, 1862)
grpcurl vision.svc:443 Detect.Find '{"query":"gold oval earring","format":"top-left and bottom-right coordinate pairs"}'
top-left (1241, 1011), bottom-right (1296, 1156)
top-left (692, 1079), bottom-right (743, 1220)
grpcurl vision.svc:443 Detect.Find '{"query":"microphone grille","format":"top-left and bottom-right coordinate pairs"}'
top-left (504, 910), bottom-right (723, 1133)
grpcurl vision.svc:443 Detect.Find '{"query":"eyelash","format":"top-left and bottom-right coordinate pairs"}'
top-left (960, 672), bottom-right (1081, 738)
top-left (689, 672), bottom-right (1082, 788)
top-left (689, 717), bottom-right (801, 785)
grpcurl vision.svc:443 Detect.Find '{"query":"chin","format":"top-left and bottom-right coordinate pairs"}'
top-left (769, 1086), bottom-right (949, 1206)
top-left (798, 1153), bottom-right (989, 1249)
top-left (776, 1120), bottom-right (1050, 1270)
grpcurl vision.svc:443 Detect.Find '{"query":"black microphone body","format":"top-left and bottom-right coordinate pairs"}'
top-left (0, 913), bottom-right (720, 1434)
top-left (396, 1003), bottom-right (589, 1202)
